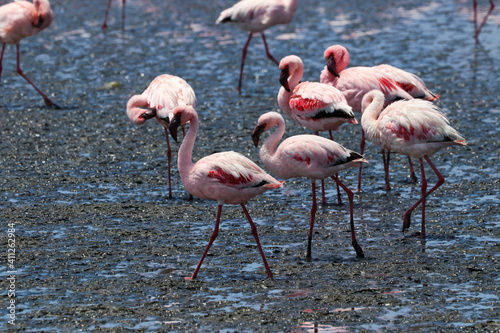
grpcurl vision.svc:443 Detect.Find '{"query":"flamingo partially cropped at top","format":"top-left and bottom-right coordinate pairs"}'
top-left (473, 0), bottom-right (495, 39)
top-left (320, 44), bottom-right (440, 192)
top-left (278, 54), bottom-right (357, 205)
top-left (168, 106), bottom-right (283, 280)
top-left (0, 0), bottom-right (58, 108)
top-left (361, 90), bottom-right (467, 237)
top-left (252, 111), bottom-right (366, 261)
top-left (102, 0), bottom-right (126, 30)
top-left (216, 0), bottom-right (300, 93)
top-left (126, 74), bottom-right (196, 199)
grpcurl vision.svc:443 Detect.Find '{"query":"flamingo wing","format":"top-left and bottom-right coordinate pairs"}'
top-left (216, 0), bottom-right (292, 30)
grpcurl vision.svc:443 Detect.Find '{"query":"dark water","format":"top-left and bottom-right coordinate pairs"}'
top-left (1, 0), bottom-right (499, 331)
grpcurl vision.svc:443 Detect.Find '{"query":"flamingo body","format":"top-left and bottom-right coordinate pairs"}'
top-left (168, 106), bottom-right (282, 279)
top-left (278, 55), bottom-right (357, 133)
top-left (361, 90), bottom-right (467, 236)
top-left (0, 0), bottom-right (57, 107)
top-left (126, 74), bottom-right (196, 198)
top-left (252, 111), bottom-right (366, 260)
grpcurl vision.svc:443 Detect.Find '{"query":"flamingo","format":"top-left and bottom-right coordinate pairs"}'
top-left (252, 111), bottom-right (366, 261)
top-left (126, 74), bottom-right (196, 199)
top-left (361, 90), bottom-right (467, 237)
top-left (473, 0), bottom-right (495, 39)
top-left (102, 0), bottom-right (126, 31)
top-left (0, 0), bottom-right (58, 108)
top-left (168, 106), bottom-right (283, 280)
top-left (215, 0), bottom-right (300, 94)
top-left (320, 44), bottom-right (440, 192)
top-left (278, 54), bottom-right (357, 205)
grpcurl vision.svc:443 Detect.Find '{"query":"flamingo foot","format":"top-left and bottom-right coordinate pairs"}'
top-left (384, 184), bottom-right (391, 191)
top-left (352, 241), bottom-right (364, 258)
top-left (44, 98), bottom-right (60, 109)
top-left (402, 213), bottom-right (412, 232)
top-left (184, 276), bottom-right (195, 281)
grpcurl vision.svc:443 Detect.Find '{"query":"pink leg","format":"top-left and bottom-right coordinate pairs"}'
top-left (102, 0), bottom-right (112, 29)
top-left (122, 0), bottom-right (126, 31)
top-left (260, 33), bottom-right (279, 65)
top-left (16, 45), bottom-right (59, 108)
top-left (237, 33), bottom-right (253, 94)
top-left (321, 179), bottom-right (326, 205)
top-left (306, 180), bottom-right (317, 262)
top-left (0, 43), bottom-right (5, 84)
top-left (420, 159), bottom-right (427, 238)
top-left (186, 204), bottom-right (223, 280)
top-left (474, 0), bottom-right (496, 39)
top-left (408, 156), bottom-right (417, 183)
top-left (402, 156), bottom-right (445, 235)
top-left (335, 173), bottom-right (342, 206)
top-left (382, 150), bottom-right (391, 191)
top-left (240, 203), bottom-right (273, 279)
top-left (163, 128), bottom-right (173, 199)
top-left (331, 175), bottom-right (364, 258)
top-left (357, 128), bottom-right (366, 192)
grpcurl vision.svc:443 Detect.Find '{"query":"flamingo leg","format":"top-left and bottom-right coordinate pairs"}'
top-left (102, 0), bottom-right (112, 29)
top-left (260, 33), bottom-right (279, 65)
top-left (306, 180), bottom-right (317, 262)
top-left (382, 149), bottom-right (391, 191)
top-left (331, 175), bottom-right (364, 258)
top-left (420, 159), bottom-right (427, 238)
top-left (474, 0), bottom-right (496, 39)
top-left (402, 156), bottom-right (445, 235)
top-left (186, 204), bottom-right (223, 280)
top-left (335, 173), bottom-right (342, 206)
top-left (321, 179), bottom-right (326, 205)
top-left (237, 33), bottom-right (253, 94)
top-left (122, 0), bottom-right (126, 31)
top-left (15, 45), bottom-right (59, 108)
top-left (163, 128), bottom-right (173, 199)
top-left (0, 43), bottom-right (5, 83)
top-left (408, 156), bottom-right (418, 183)
top-left (240, 203), bottom-right (273, 279)
top-left (357, 128), bottom-right (366, 192)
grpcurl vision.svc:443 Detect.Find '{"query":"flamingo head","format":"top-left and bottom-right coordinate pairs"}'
top-left (279, 66), bottom-right (291, 92)
top-left (33, 0), bottom-right (55, 30)
top-left (324, 45), bottom-right (349, 77)
top-left (168, 105), bottom-right (196, 142)
top-left (251, 111), bottom-right (282, 147)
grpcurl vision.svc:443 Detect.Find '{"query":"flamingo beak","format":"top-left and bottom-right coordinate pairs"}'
top-left (168, 113), bottom-right (182, 142)
top-left (279, 67), bottom-right (290, 92)
top-left (251, 124), bottom-right (266, 147)
top-left (327, 55), bottom-right (340, 78)
top-left (139, 108), bottom-right (157, 120)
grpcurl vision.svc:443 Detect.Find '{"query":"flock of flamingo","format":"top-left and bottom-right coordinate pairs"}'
top-left (0, 0), bottom-right (492, 280)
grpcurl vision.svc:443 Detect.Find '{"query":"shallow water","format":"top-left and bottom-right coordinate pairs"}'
top-left (1, 0), bottom-right (499, 331)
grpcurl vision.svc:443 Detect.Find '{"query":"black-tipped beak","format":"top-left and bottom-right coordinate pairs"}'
top-left (168, 113), bottom-right (182, 142)
top-left (251, 124), bottom-right (266, 147)
top-left (140, 108), bottom-right (157, 120)
top-left (327, 55), bottom-right (340, 78)
top-left (279, 67), bottom-right (290, 92)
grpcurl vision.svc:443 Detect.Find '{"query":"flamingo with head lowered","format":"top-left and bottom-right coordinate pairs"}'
top-left (216, 0), bottom-right (300, 93)
top-left (252, 111), bottom-right (366, 261)
top-left (0, 0), bottom-right (58, 108)
top-left (168, 106), bottom-right (283, 280)
top-left (126, 74), bottom-right (196, 199)
top-left (361, 90), bottom-right (467, 237)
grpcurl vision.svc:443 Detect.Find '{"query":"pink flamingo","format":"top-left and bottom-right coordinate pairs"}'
top-left (216, 0), bottom-right (300, 94)
top-left (473, 0), bottom-right (495, 39)
top-left (102, 0), bottom-right (126, 31)
top-left (252, 111), bottom-right (366, 261)
top-left (320, 44), bottom-right (439, 191)
top-left (361, 90), bottom-right (467, 237)
top-left (168, 106), bottom-right (283, 280)
top-left (126, 74), bottom-right (196, 199)
top-left (278, 54), bottom-right (357, 205)
top-left (0, 0), bottom-right (58, 108)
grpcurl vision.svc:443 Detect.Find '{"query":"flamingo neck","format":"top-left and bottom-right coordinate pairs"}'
top-left (177, 115), bottom-right (198, 183)
top-left (260, 118), bottom-right (286, 167)
top-left (361, 92), bottom-right (385, 133)
top-left (126, 94), bottom-right (149, 124)
top-left (278, 65), bottom-right (303, 115)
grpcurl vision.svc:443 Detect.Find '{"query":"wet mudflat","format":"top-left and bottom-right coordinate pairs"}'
top-left (1, 0), bottom-right (499, 331)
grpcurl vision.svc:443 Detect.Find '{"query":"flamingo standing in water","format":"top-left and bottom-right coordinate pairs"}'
top-left (216, 0), bottom-right (300, 93)
top-left (168, 106), bottom-right (283, 280)
top-left (361, 90), bottom-right (467, 237)
top-left (320, 44), bottom-right (440, 192)
top-left (102, 0), bottom-right (126, 30)
top-left (0, 0), bottom-right (58, 108)
top-left (252, 111), bottom-right (366, 261)
top-left (473, 0), bottom-right (495, 39)
top-left (126, 74), bottom-right (196, 199)
top-left (278, 54), bottom-right (357, 205)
